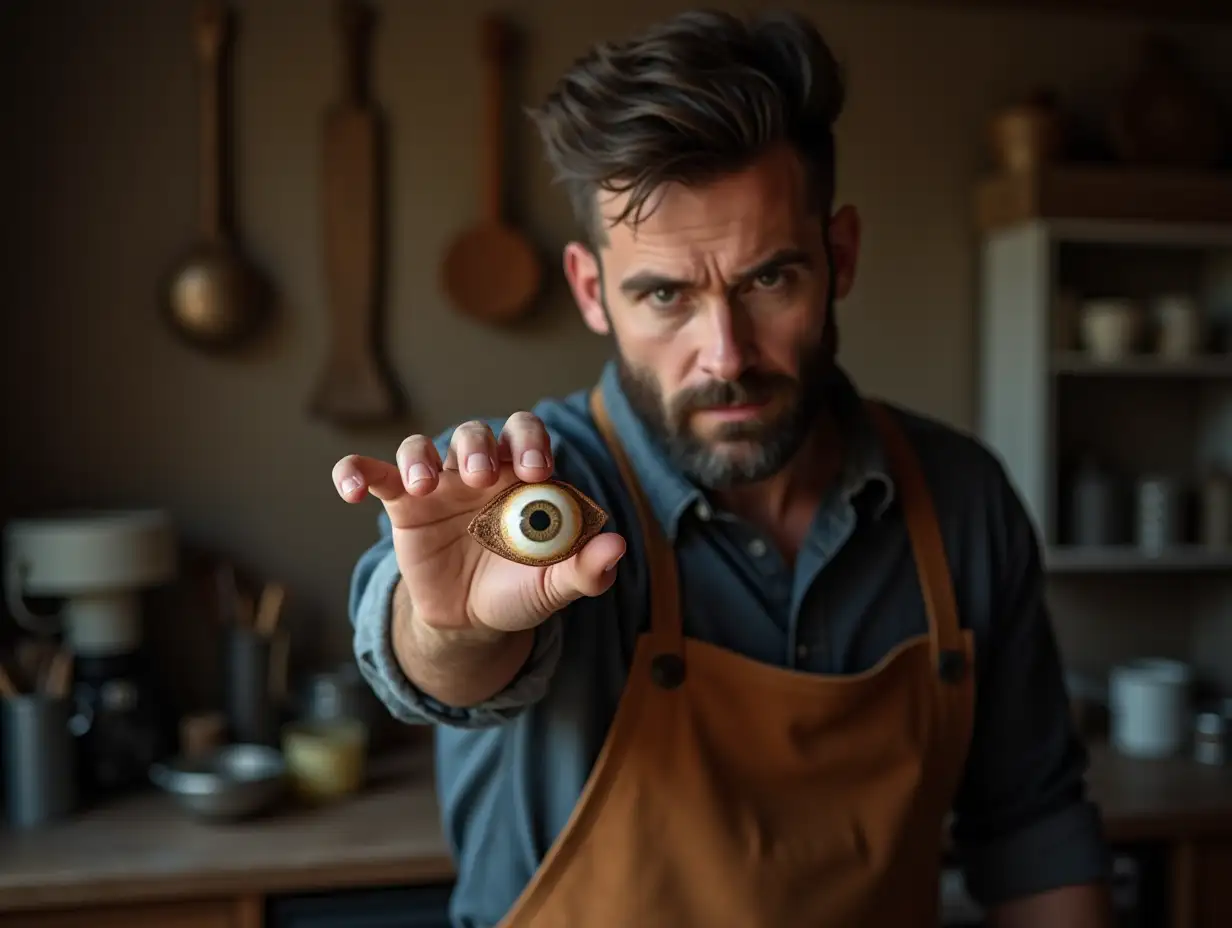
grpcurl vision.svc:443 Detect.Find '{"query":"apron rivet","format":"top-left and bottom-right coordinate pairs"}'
top-left (937, 649), bottom-right (966, 683)
top-left (650, 654), bottom-right (686, 689)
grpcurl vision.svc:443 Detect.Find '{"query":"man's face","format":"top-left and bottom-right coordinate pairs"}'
top-left (564, 144), bottom-right (861, 489)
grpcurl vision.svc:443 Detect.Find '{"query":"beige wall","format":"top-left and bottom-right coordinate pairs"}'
top-left (3, 1), bottom-right (1232, 701)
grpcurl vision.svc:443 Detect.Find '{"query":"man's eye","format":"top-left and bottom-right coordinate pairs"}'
top-left (648, 287), bottom-right (680, 307)
top-left (753, 268), bottom-right (786, 288)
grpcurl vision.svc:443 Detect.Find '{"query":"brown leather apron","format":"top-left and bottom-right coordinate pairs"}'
top-left (497, 389), bottom-right (976, 927)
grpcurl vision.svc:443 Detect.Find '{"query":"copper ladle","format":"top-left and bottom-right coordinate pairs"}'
top-left (165, 0), bottom-right (270, 351)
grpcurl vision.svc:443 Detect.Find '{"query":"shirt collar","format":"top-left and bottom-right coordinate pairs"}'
top-left (599, 361), bottom-right (703, 540)
top-left (828, 367), bottom-right (896, 520)
top-left (597, 360), bottom-right (896, 541)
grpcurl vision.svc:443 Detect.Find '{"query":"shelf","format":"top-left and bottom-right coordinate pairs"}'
top-left (975, 168), bottom-right (1232, 234)
top-left (887, 0), bottom-right (1232, 21)
top-left (1046, 545), bottom-right (1232, 574)
top-left (1052, 352), bottom-right (1232, 378)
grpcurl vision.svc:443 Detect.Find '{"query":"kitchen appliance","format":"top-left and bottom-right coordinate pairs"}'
top-left (3, 510), bottom-right (178, 797)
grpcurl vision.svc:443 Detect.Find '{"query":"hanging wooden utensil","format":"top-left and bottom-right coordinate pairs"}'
top-left (254, 581), bottom-right (286, 638)
top-left (165, 0), bottom-right (271, 352)
top-left (310, 0), bottom-right (401, 425)
top-left (441, 14), bottom-right (541, 324)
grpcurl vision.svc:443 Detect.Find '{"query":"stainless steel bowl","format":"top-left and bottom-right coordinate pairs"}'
top-left (150, 743), bottom-right (287, 821)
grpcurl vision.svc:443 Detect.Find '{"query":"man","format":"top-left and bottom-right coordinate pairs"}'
top-left (334, 9), bottom-right (1112, 928)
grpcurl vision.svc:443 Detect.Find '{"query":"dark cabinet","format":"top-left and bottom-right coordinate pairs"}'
top-left (266, 883), bottom-right (454, 928)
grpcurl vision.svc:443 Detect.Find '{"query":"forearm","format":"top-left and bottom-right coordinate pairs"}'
top-left (391, 580), bottom-right (534, 708)
top-left (986, 883), bottom-right (1114, 928)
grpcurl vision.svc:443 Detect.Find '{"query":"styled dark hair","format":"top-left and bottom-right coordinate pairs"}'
top-left (528, 9), bottom-right (846, 244)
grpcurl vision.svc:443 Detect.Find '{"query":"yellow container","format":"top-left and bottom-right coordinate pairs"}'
top-left (281, 719), bottom-right (368, 804)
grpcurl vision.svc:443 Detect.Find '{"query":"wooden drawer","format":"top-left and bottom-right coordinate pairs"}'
top-left (6, 897), bottom-right (258, 928)
top-left (1192, 839), bottom-right (1232, 927)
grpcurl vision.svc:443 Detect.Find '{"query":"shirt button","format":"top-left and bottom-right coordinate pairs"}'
top-left (694, 501), bottom-right (712, 521)
top-left (748, 539), bottom-right (768, 557)
top-left (796, 644), bottom-right (809, 660)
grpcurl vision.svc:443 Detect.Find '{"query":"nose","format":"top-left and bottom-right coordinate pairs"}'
top-left (696, 302), bottom-right (751, 382)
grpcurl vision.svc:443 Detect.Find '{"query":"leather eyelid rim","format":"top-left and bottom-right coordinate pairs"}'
top-left (466, 479), bottom-right (611, 568)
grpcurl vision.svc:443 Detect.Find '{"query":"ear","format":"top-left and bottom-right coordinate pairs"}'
top-left (827, 205), bottom-right (861, 301)
top-left (564, 242), bottom-right (610, 335)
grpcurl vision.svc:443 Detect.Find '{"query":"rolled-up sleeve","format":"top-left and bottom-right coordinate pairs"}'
top-left (951, 466), bottom-right (1112, 908)
top-left (348, 499), bottom-right (563, 729)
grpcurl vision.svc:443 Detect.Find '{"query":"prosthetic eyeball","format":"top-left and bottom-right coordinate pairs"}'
top-left (467, 480), bottom-right (609, 567)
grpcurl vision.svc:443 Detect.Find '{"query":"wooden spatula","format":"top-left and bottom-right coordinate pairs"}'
top-left (309, 0), bottom-right (400, 425)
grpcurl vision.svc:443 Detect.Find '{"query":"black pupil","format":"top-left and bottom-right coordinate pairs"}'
top-left (528, 509), bottom-right (551, 532)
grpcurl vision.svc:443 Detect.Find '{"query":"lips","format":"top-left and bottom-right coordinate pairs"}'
top-left (695, 403), bottom-right (767, 420)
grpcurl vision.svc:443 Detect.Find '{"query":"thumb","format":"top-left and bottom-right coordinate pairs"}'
top-left (544, 532), bottom-right (627, 607)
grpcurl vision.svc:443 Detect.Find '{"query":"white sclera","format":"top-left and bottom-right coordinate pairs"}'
top-left (500, 484), bottom-right (583, 563)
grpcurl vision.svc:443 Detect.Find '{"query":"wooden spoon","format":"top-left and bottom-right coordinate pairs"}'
top-left (165, 0), bottom-right (270, 351)
top-left (441, 14), bottom-right (541, 324)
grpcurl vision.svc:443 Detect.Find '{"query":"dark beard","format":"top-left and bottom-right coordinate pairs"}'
top-left (615, 329), bottom-right (835, 490)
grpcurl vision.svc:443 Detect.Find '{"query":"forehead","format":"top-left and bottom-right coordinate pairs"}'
top-left (598, 146), bottom-right (816, 268)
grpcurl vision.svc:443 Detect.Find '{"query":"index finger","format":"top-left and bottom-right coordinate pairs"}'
top-left (332, 454), bottom-right (405, 505)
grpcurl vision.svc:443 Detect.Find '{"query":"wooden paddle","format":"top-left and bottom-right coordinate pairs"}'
top-left (309, 0), bottom-right (400, 425)
top-left (441, 14), bottom-right (541, 324)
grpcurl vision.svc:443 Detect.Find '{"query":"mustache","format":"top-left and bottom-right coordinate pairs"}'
top-left (670, 371), bottom-right (797, 417)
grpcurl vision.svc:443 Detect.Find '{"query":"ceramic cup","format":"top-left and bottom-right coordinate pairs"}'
top-left (1080, 299), bottom-right (1142, 361)
top-left (1110, 658), bottom-right (1193, 759)
top-left (1154, 294), bottom-right (1201, 359)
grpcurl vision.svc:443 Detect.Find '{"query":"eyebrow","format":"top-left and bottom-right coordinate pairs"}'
top-left (618, 247), bottom-right (813, 300)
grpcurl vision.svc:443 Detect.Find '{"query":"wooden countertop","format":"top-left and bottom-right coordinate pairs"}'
top-left (1, 742), bottom-right (1230, 914)
top-left (1087, 742), bottom-right (1232, 842)
top-left (0, 748), bottom-right (453, 913)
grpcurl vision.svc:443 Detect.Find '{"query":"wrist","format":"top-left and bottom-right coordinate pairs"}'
top-left (389, 580), bottom-right (536, 708)
top-left (394, 580), bottom-right (519, 656)
top-left (411, 612), bottom-right (513, 657)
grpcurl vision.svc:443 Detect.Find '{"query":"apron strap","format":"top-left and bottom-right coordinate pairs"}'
top-left (588, 385), bottom-right (963, 682)
top-left (864, 402), bottom-right (967, 683)
top-left (589, 387), bottom-right (683, 654)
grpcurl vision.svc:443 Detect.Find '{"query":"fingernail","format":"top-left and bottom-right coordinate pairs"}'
top-left (341, 476), bottom-right (362, 494)
top-left (604, 555), bottom-right (623, 573)
top-left (521, 449), bottom-right (547, 468)
top-left (466, 453), bottom-right (493, 473)
top-left (407, 463), bottom-right (433, 486)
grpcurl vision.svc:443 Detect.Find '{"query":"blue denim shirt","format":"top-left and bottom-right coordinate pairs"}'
top-left (349, 360), bottom-right (1109, 928)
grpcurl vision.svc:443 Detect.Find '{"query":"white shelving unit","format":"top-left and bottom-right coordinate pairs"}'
top-left (973, 171), bottom-right (1232, 689)
top-left (977, 215), bottom-right (1232, 573)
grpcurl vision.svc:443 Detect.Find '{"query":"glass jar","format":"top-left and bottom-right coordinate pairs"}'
top-left (1194, 711), bottom-right (1227, 766)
